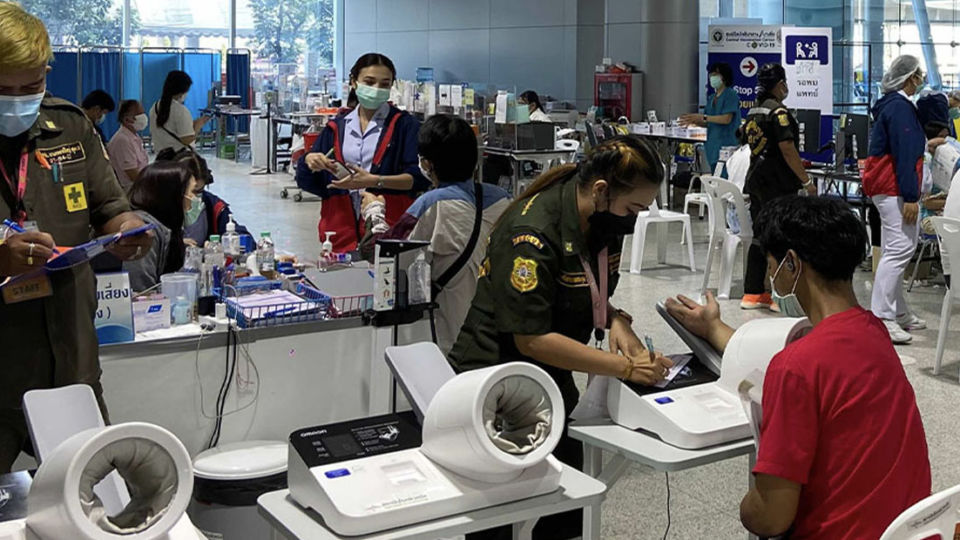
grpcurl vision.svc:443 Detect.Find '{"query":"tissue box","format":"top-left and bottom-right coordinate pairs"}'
top-left (133, 296), bottom-right (171, 333)
top-left (632, 122), bottom-right (650, 134)
top-left (650, 122), bottom-right (666, 135)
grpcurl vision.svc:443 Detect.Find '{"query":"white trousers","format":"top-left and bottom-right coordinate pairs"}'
top-left (871, 194), bottom-right (919, 320)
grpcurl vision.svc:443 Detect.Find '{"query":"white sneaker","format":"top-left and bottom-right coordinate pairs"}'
top-left (883, 319), bottom-right (913, 344)
top-left (896, 312), bottom-right (927, 331)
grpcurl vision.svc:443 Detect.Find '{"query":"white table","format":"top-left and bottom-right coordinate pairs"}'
top-left (257, 466), bottom-right (606, 540)
top-left (569, 419), bottom-right (756, 537)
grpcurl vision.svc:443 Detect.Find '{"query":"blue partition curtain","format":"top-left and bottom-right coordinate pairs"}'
top-left (122, 51), bottom-right (141, 101)
top-left (81, 51), bottom-right (122, 140)
top-left (183, 52), bottom-right (217, 133)
top-left (46, 49), bottom-right (222, 140)
top-left (226, 52), bottom-right (251, 132)
top-left (48, 51), bottom-right (80, 104)
top-left (141, 52), bottom-right (182, 138)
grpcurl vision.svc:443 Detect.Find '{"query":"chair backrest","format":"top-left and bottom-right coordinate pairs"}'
top-left (699, 176), bottom-right (725, 235)
top-left (23, 385), bottom-right (130, 514)
top-left (879, 483), bottom-right (960, 540)
top-left (931, 217), bottom-right (960, 299)
top-left (713, 178), bottom-right (751, 238)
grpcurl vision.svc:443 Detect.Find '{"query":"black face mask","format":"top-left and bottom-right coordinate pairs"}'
top-left (587, 191), bottom-right (637, 249)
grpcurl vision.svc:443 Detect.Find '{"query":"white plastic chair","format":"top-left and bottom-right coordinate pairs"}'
top-left (931, 217), bottom-right (960, 382)
top-left (699, 178), bottom-right (752, 300)
top-left (879, 483), bottom-right (960, 539)
top-left (627, 200), bottom-right (696, 273)
top-left (23, 384), bottom-right (130, 515)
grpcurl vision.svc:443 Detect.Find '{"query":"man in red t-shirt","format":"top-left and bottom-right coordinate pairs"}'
top-left (666, 196), bottom-right (930, 539)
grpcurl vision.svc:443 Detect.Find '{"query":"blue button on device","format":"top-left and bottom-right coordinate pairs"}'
top-left (654, 397), bottom-right (674, 405)
top-left (324, 468), bottom-right (351, 478)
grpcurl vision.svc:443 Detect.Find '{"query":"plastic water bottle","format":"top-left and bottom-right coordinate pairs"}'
top-left (222, 218), bottom-right (242, 259)
top-left (257, 232), bottom-right (275, 276)
top-left (204, 235), bottom-right (225, 269)
top-left (407, 251), bottom-right (431, 305)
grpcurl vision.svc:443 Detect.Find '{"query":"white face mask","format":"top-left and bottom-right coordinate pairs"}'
top-left (770, 255), bottom-right (805, 317)
top-left (418, 156), bottom-right (434, 184)
top-left (132, 113), bottom-right (148, 131)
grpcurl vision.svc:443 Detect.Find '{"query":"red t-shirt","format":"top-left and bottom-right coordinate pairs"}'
top-left (753, 307), bottom-right (930, 539)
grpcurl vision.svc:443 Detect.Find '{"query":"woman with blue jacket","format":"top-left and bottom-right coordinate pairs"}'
top-left (862, 55), bottom-right (928, 344)
top-left (295, 53), bottom-right (429, 252)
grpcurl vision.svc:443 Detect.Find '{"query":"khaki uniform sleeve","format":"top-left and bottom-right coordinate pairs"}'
top-left (81, 118), bottom-right (130, 227)
top-left (488, 229), bottom-right (557, 335)
top-left (769, 107), bottom-right (796, 144)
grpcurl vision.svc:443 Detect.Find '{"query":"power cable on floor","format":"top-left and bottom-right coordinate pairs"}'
top-left (663, 472), bottom-right (671, 540)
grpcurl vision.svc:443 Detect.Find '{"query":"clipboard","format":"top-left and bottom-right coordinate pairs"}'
top-left (1, 223), bottom-right (157, 289)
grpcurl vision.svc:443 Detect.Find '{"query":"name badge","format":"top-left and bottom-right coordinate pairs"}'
top-left (2, 274), bottom-right (53, 304)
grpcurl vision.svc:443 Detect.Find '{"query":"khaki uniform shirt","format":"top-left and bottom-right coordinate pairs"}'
top-left (0, 96), bottom-right (129, 409)
top-left (447, 175), bottom-right (623, 414)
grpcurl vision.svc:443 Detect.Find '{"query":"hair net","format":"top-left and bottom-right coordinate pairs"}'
top-left (881, 55), bottom-right (921, 94)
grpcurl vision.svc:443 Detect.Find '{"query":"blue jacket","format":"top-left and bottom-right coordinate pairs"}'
top-left (294, 106), bottom-right (430, 198)
top-left (863, 92), bottom-right (925, 202)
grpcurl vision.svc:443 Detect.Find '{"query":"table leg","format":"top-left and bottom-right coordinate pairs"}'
top-left (746, 449), bottom-right (758, 540)
top-left (583, 500), bottom-right (601, 540)
top-left (584, 443), bottom-right (602, 478)
top-left (512, 518), bottom-right (537, 540)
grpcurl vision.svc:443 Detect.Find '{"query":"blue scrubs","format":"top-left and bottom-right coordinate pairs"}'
top-left (704, 88), bottom-right (741, 170)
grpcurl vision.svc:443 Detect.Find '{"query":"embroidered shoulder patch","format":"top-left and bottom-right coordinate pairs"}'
top-left (777, 113), bottom-right (790, 127)
top-left (512, 233), bottom-right (544, 250)
top-left (510, 257), bottom-right (538, 293)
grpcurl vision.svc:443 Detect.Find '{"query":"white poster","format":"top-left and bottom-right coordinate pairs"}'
top-left (781, 27), bottom-right (833, 114)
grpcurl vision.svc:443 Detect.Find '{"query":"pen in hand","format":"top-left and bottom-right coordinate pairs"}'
top-left (2, 219), bottom-right (60, 254)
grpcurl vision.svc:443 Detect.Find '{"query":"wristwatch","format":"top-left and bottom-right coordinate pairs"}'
top-left (376, 176), bottom-right (385, 189)
top-left (702, 114), bottom-right (708, 124)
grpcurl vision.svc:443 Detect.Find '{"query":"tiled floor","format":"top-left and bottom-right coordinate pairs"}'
top-left (206, 156), bottom-right (960, 539)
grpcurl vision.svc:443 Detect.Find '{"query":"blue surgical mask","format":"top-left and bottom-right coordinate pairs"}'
top-left (355, 84), bottom-right (391, 110)
top-left (184, 194), bottom-right (204, 226)
top-left (709, 75), bottom-right (723, 90)
top-left (770, 255), bottom-right (805, 317)
top-left (0, 92), bottom-right (44, 137)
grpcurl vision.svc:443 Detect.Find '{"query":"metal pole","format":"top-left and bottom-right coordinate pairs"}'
top-left (122, 0), bottom-right (131, 47)
top-left (912, 0), bottom-right (943, 89)
top-left (229, 0), bottom-right (237, 50)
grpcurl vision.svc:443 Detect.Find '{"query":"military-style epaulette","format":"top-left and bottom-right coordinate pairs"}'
top-left (41, 96), bottom-right (84, 115)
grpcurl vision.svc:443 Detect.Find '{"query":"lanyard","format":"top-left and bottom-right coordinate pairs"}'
top-left (579, 247), bottom-right (608, 348)
top-left (0, 153), bottom-right (28, 224)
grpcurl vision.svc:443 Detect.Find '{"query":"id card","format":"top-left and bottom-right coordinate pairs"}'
top-left (2, 274), bottom-right (53, 304)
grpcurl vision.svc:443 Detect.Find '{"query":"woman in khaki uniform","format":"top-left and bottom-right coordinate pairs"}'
top-left (449, 136), bottom-right (673, 539)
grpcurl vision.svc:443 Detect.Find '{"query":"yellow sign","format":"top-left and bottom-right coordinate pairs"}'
top-left (464, 88), bottom-right (475, 106)
top-left (510, 257), bottom-right (538, 293)
top-left (63, 182), bottom-right (88, 212)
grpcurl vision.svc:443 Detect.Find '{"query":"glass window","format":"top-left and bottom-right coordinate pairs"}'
top-left (236, 0), bottom-right (336, 111)
top-left (16, 0), bottom-right (127, 46)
